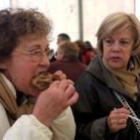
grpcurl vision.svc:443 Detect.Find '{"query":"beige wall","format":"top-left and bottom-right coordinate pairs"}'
top-left (10, 0), bottom-right (134, 50)
top-left (83, 0), bottom-right (134, 47)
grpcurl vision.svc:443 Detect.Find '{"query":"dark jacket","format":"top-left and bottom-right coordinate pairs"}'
top-left (48, 56), bottom-right (87, 82)
top-left (72, 56), bottom-right (140, 140)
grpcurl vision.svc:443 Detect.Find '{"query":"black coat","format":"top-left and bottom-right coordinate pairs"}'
top-left (72, 56), bottom-right (140, 140)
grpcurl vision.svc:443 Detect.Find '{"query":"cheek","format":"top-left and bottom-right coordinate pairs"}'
top-left (123, 50), bottom-right (131, 63)
top-left (10, 62), bottom-right (38, 90)
top-left (102, 47), bottom-right (110, 60)
top-left (19, 63), bottom-right (37, 80)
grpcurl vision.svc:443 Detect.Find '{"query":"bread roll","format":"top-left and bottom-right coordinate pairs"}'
top-left (32, 72), bottom-right (60, 90)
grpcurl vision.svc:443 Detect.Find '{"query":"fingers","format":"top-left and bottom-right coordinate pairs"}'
top-left (61, 82), bottom-right (79, 106)
top-left (118, 118), bottom-right (127, 125)
top-left (114, 107), bottom-right (130, 115)
top-left (59, 79), bottom-right (69, 91)
top-left (56, 79), bottom-right (74, 91)
top-left (64, 82), bottom-right (75, 95)
top-left (54, 70), bottom-right (67, 80)
top-left (67, 79), bottom-right (74, 85)
top-left (107, 107), bottom-right (130, 133)
top-left (49, 79), bottom-right (78, 106)
top-left (50, 79), bottom-right (78, 99)
top-left (53, 71), bottom-right (74, 84)
top-left (112, 108), bottom-right (130, 120)
top-left (50, 80), bottom-right (60, 87)
top-left (67, 91), bottom-right (79, 106)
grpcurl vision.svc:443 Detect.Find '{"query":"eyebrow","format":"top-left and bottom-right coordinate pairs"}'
top-left (29, 44), bottom-right (49, 50)
top-left (105, 37), bottom-right (132, 40)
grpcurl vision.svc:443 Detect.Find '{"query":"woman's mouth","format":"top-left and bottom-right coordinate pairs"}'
top-left (110, 57), bottom-right (121, 62)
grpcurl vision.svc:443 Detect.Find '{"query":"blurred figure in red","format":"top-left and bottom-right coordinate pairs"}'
top-left (75, 40), bottom-right (97, 65)
top-left (83, 41), bottom-right (97, 65)
top-left (48, 42), bottom-right (86, 82)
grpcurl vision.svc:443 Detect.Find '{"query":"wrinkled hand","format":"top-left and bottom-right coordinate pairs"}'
top-left (32, 79), bottom-right (78, 126)
top-left (54, 70), bottom-right (67, 80)
top-left (54, 70), bottom-right (74, 84)
top-left (107, 107), bottom-right (130, 133)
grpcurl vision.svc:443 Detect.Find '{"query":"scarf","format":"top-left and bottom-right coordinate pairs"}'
top-left (103, 56), bottom-right (140, 101)
top-left (0, 73), bottom-right (35, 125)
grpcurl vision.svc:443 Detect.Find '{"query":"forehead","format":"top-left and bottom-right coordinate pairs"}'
top-left (107, 28), bottom-right (133, 39)
top-left (17, 34), bottom-right (48, 49)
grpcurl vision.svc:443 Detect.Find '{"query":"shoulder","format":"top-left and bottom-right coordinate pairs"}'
top-left (3, 115), bottom-right (53, 140)
top-left (75, 71), bottom-right (100, 88)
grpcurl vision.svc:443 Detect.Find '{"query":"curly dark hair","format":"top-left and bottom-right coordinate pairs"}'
top-left (0, 8), bottom-right (52, 60)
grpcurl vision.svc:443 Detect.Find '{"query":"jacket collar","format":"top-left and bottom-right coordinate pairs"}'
top-left (86, 55), bottom-right (127, 94)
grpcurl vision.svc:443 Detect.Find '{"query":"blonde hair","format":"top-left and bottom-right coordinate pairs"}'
top-left (96, 12), bottom-right (140, 55)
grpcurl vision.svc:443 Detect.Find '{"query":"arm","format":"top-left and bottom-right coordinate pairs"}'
top-left (3, 107), bottom-right (76, 140)
top-left (72, 73), bottom-right (107, 140)
top-left (51, 107), bottom-right (76, 140)
top-left (3, 78), bottom-right (78, 140)
top-left (0, 103), bottom-right (10, 140)
top-left (3, 115), bottom-right (53, 140)
top-left (31, 79), bottom-right (78, 139)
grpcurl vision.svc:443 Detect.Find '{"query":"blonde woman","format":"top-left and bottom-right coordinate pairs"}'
top-left (72, 12), bottom-right (140, 140)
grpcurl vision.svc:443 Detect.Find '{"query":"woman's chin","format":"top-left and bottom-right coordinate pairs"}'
top-left (109, 63), bottom-right (124, 70)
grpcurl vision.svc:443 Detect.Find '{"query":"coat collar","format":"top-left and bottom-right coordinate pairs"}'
top-left (86, 56), bottom-right (128, 95)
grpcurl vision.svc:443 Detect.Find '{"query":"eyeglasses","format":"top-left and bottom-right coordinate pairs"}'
top-left (14, 49), bottom-right (54, 62)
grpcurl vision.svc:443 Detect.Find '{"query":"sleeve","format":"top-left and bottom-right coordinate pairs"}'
top-left (0, 103), bottom-right (10, 140)
top-left (72, 72), bottom-right (107, 140)
top-left (3, 115), bottom-right (53, 140)
top-left (51, 107), bottom-right (76, 140)
top-left (90, 117), bottom-right (107, 140)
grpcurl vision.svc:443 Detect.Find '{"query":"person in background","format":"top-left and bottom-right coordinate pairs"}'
top-left (50, 33), bottom-right (71, 62)
top-left (75, 40), bottom-right (96, 65)
top-left (48, 48), bottom-right (56, 62)
top-left (0, 8), bottom-right (78, 140)
top-left (72, 12), bottom-right (140, 140)
top-left (83, 41), bottom-right (97, 65)
top-left (48, 42), bottom-right (87, 82)
top-left (57, 33), bottom-right (71, 46)
top-left (74, 40), bottom-right (86, 63)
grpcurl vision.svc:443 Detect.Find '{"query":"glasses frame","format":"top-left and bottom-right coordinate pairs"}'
top-left (14, 49), bottom-right (54, 62)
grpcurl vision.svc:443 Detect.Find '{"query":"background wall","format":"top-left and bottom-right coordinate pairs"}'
top-left (83, 0), bottom-right (134, 47)
top-left (11, 0), bottom-right (79, 51)
top-left (0, 0), bottom-right (136, 50)
top-left (0, 0), bottom-right (10, 9)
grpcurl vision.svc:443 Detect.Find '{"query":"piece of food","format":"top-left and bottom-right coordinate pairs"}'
top-left (32, 72), bottom-right (60, 90)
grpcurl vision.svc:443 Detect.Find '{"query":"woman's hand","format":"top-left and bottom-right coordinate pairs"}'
top-left (32, 79), bottom-right (78, 126)
top-left (107, 107), bottom-right (130, 133)
top-left (54, 70), bottom-right (74, 84)
top-left (54, 70), bottom-right (67, 80)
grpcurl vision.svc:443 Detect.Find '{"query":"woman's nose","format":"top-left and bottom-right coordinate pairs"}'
top-left (40, 54), bottom-right (50, 66)
top-left (112, 41), bottom-right (121, 51)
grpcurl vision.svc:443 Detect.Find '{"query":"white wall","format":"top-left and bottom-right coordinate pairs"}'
top-left (0, 0), bottom-right (10, 9)
top-left (10, 0), bottom-right (79, 51)
top-left (10, 0), bottom-right (135, 50)
top-left (135, 0), bottom-right (140, 20)
top-left (83, 0), bottom-right (134, 47)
